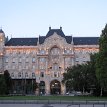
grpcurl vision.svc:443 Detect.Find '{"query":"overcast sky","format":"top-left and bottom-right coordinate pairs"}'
top-left (0, 0), bottom-right (107, 38)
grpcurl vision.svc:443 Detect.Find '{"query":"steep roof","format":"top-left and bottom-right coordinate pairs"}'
top-left (39, 36), bottom-right (46, 44)
top-left (5, 38), bottom-right (38, 46)
top-left (5, 28), bottom-right (99, 46)
top-left (65, 36), bottom-right (72, 44)
top-left (5, 37), bottom-right (99, 46)
top-left (46, 28), bottom-right (65, 38)
top-left (73, 37), bottom-right (99, 45)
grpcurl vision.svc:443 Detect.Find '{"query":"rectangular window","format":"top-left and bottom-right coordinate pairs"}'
top-left (32, 57), bottom-right (36, 63)
top-left (54, 72), bottom-right (57, 77)
top-left (5, 57), bottom-right (8, 63)
top-left (39, 58), bottom-right (45, 62)
top-left (40, 72), bottom-right (44, 77)
top-left (11, 73), bottom-right (14, 78)
top-left (53, 64), bottom-right (59, 70)
top-left (25, 73), bottom-right (28, 78)
top-left (18, 72), bottom-right (21, 78)
top-left (32, 65), bottom-right (35, 69)
top-left (0, 38), bottom-right (3, 42)
top-left (32, 73), bottom-right (35, 78)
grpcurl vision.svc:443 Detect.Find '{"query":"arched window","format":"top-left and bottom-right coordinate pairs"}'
top-left (11, 72), bottom-right (14, 77)
top-left (25, 72), bottom-right (28, 78)
top-left (50, 47), bottom-right (60, 55)
top-left (18, 72), bottom-right (21, 77)
top-left (32, 72), bottom-right (35, 78)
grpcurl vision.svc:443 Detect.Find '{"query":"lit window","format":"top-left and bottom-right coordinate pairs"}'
top-left (39, 65), bottom-right (44, 70)
top-left (26, 50), bottom-right (30, 54)
top-left (0, 38), bottom-right (3, 41)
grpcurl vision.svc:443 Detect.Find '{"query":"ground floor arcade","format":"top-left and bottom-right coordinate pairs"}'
top-left (11, 79), bottom-right (67, 95)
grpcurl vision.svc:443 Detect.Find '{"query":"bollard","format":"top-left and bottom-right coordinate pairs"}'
top-left (104, 103), bottom-right (105, 107)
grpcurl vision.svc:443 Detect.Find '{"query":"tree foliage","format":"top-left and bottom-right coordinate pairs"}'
top-left (63, 54), bottom-right (99, 94)
top-left (0, 75), bottom-right (6, 95)
top-left (96, 24), bottom-right (107, 95)
top-left (4, 70), bottom-right (12, 94)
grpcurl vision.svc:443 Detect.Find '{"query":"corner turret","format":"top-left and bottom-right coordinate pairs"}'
top-left (0, 29), bottom-right (5, 73)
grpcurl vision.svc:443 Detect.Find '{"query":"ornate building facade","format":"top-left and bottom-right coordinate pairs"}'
top-left (0, 27), bottom-right (99, 95)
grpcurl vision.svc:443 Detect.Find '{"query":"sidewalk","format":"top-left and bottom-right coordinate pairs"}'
top-left (0, 100), bottom-right (107, 104)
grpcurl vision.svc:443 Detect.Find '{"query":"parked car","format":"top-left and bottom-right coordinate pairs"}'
top-left (75, 91), bottom-right (82, 96)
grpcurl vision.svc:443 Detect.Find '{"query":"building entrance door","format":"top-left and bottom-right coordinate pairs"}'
top-left (50, 80), bottom-right (61, 95)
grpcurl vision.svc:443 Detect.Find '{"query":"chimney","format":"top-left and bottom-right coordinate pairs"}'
top-left (49, 26), bottom-right (51, 30)
top-left (60, 26), bottom-right (62, 30)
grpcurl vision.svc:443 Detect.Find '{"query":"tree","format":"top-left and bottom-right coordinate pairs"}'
top-left (96, 24), bottom-right (107, 96)
top-left (62, 54), bottom-right (98, 95)
top-left (0, 75), bottom-right (6, 95)
top-left (4, 70), bottom-right (12, 94)
top-left (63, 64), bottom-right (89, 93)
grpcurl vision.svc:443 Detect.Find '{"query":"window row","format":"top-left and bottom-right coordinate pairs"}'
top-left (40, 72), bottom-right (60, 78)
top-left (75, 49), bottom-right (99, 54)
top-left (11, 72), bottom-right (36, 78)
top-left (5, 65), bottom-right (36, 70)
top-left (5, 50), bottom-right (37, 55)
top-left (5, 57), bottom-right (36, 63)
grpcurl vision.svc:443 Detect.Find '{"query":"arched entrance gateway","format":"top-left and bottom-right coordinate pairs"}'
top-left (50, 80), bottom-right (61, 95)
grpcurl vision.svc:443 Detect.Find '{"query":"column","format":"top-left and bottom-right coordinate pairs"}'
top-left (61, 83), bottom-right (66, 95)
top-left (45, 81), bottom-right (50, 95)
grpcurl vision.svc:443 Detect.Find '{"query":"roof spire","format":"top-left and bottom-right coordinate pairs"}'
top-left (49, 26), bottom-right (51, 30)
top-left (71, 35), bottom-right (74, 45)
top-left (0, 26), bottom-right (4, 33)
top-left (37, 35), bottom-right (40, 45)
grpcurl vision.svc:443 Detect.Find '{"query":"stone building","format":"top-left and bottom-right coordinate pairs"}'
top-left (0, 27), bottom-right (99, 95)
